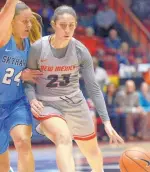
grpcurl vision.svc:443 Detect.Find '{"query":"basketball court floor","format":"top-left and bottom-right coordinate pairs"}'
top-left (9, 141), bottom-right (150, 172)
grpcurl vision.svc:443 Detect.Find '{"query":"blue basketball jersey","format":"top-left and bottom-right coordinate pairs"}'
top-left (0, 36), bottom-right (30, 104)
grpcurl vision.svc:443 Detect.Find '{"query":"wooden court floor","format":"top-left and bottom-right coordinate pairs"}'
top-left (9, 141), bottom-right (150, 172)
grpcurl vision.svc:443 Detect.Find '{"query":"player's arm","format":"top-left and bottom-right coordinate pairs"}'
top-left (79, 46), bottom-right (110, 122)
top-left (21, 39), bottom-right (43, 82)
top-left (24, 40), bottom-right (42, 101)
top-left (24, 40), bottom-right (44, 117)
top-left (0, 0), bottom-right (19, 47)
top-left (79, 45), bottom-right (124, 144)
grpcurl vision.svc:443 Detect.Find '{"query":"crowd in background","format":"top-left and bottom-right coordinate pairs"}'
top-left (30, 0), bottom-right (150, 142)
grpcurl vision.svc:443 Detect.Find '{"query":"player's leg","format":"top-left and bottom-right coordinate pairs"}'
top-left (40, 116), bottom-right (75, 172)
top-left (75, 137), bottom-right (103, 172)
top-left (0, 151), bottom-right (10, 172)
top-left (8, 97), bottom-right (34, 172)
top-left (0, 124), bottom-right (10, 172)
top-left (10, 125), bottom-right (34, 172)
top-left (65, 96), bottom-right (104, 172)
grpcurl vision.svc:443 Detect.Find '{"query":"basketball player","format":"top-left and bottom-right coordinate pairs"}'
top-left (0, 1), bottom-right (42, 172)
top-left (25, 5), bottom-right (124, 172)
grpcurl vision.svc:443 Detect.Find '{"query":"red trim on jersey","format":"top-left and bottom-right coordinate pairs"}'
top-left (73, 132), bottom-right (96, 141)
top-left (34, 114), bottom-right (66, 121)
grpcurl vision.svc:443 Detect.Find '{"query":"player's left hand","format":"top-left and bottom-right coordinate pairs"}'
top-left (104, 121), bottom-right (124, 145)
top-left (30, 99), bottom-right (44, 118)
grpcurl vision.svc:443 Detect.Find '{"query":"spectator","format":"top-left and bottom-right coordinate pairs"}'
top-left (138, 82), bottom-right (150, 138)
top-left (95, 0), bottom-right (117, 37)
top-left (49, 0), bottom-right (61, 8)
top-left (85, 26), bottom-right (96, 37)
top-left (115, 80), bottom-right (147, 141)
top-left (73, 0), bottom-right (86, 15)
top-left (78, 11), bottom-right (96, 29)
top-left (104, 83), bottom-right (120, 134)
top-left (93, 56), bottom-right (110, 90)
top-left (74, 27), bottom-right (103, 55)
top-left (105, 29), bottom-right (121, 52)
top-left (143, 68), bottom-right (150, 85)
top-left (116, 42), bottom-right (130, 65)
top-left (38, 4), bottom-right (54, 35)
top-left (132, 45), bottom-right (147, 64)
top-left (84, 0), bottom-right (100, 13)
top-left (117, 42), bottom-right (136, 78)
top-left (139, 82), bottom-right (150, 113)
top-left (131, 0), bottom-right (150, 20)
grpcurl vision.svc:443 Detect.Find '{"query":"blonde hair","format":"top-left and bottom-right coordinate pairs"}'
top-left (29, 12), bottom-right (42, 44)
top-left (14, 1), bottom-right (42, 44)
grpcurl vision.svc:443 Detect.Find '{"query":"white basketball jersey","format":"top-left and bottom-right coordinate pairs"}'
top-left (36, 36), bottom-right (80, 100)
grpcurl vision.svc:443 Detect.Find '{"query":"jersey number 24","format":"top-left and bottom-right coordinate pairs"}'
top-left (2, 68), bottom-right (22, 86)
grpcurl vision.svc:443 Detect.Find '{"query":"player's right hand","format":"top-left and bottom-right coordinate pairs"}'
top-left (21, 68), bottom-right (43, 83)
top-left (104, 121), bottom-right (124, 145)
top-left (30, 99), bottom-right (44, 118)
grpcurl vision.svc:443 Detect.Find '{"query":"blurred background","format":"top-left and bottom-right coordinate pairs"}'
top-left (1, 0), bottom-right (150, 171)
top-left (1, 0), bottom-right (150, 151)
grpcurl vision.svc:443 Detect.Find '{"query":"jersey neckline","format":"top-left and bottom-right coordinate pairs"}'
top-left (47, 35), bottom-right (73, 60)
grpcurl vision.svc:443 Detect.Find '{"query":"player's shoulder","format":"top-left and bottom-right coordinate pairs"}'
top-left (72, 37), bottom-right (89, 55)
top-left (32, 35), bottom-right (49, 46)
top-left (72, 38), bottom-right (88, 51)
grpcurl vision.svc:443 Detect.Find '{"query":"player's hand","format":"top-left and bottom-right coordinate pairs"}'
top-left (21, 68), bottom-right (43, 83)
top-left (104, 121), bottom-right (124, 145)
top-left (30, 99), bottom-right (44, 118)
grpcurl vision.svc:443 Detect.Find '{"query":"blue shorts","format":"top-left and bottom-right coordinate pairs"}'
top-left (0, 97), bottom-right (32, 154)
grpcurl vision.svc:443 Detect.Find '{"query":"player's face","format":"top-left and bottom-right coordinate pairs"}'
top-left (54, 13), bottom-right (77, 41)
top-left (12, 9), bottom-right (33, 39)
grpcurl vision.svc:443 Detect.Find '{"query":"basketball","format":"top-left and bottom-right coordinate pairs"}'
top-left (120, 147), bottom-right (150, 172)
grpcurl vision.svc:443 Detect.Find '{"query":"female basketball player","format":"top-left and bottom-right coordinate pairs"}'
top-left (25, 5), bottom-right (124, 172)
top-left (0, 0), bottom-right (42, 172)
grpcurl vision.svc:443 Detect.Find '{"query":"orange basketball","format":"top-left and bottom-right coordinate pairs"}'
top-left (119, 147), bottom-right (150, 172)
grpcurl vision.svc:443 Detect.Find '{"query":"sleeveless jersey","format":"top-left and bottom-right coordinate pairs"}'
top-left (36, 36), bottom-right (80, 100)
top-left (0, 36), bottom-right (30, 104)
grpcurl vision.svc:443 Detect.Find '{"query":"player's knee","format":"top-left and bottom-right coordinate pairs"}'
top-left (86, 146), bottom-right (101, 157)
top-left (14, 136), bottom-right (31, 153)
top-left (54, 132), bottom-right (72, 145)
top-left (0, 165), bottom-right (9, 172)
